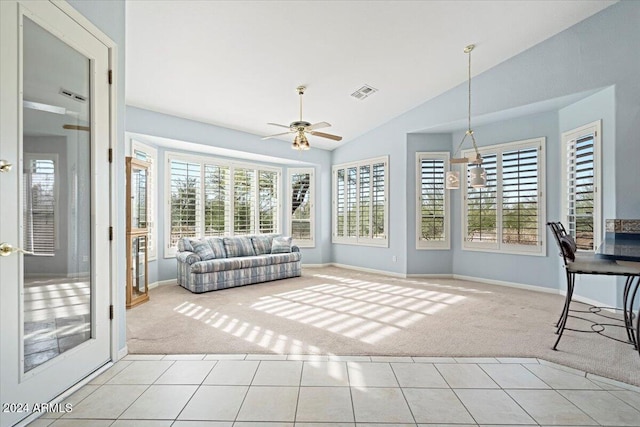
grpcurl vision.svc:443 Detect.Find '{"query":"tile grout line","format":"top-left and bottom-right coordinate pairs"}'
top-left (293, 360), bottom-right (304, 424)
top-left (432, 363), bottom-right (480, 426)
top-left (170, 359), bottom-right (219, 423)
top-left (389, 362), bottom-right (418, 425)
top-left (482, 362), bottom-right (600, 426)
top-left (346, 360), bottom-right (357, 425)
top-left (232, 359), bottom-right (261, 424)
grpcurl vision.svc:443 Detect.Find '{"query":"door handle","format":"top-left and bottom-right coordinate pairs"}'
top-left (0, 160), bottom-right (12, 173)
top-left (0, 242), bottom-right (34, 257)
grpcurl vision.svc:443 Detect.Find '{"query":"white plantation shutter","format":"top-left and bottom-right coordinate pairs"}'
top-left (359, 165), bottom-right (370, 238)
top-left (165, 153), bottom-right (282, 257)
top-left (566, 134), bottom-right (596, 250)
top-left (502, 147), bottom-right (539, 246)
top-left (463, 138), bottom-right (545, 254)
top-left (169, 159), bottom-right (201, 246)
top-left (417, 154), bottom-right (447, 245)
top-left (332, 156), bottom-right (388, 246)
top-left (233, 168), bottom-right (255, 235)
top-left (204, 164), bottom-right (230, 237)
top-left (289, 168), bottom-right (314, 244)
top-left (466, 154), bottom-right (498, 243)
top-left (259, 171), bottom-right (278, 233)
top-left (23, 156), bottom-right (56, 256)
top-left (372, 162), bottom-right (386, 239)
top-left (336, 168), bottom-right (345, 237)
top-left (346, 167), bottom-right (357, 237)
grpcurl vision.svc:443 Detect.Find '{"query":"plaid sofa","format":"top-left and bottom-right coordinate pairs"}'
top-left (176, 234), bottom-right (301, 293)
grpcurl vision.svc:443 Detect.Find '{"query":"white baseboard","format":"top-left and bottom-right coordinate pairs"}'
top-left (303, 263), bottom-right (332, 268)
top-left (149, 279), bottom-right (177, 290)
top-left (330, 262), bottom-right (407, 278)
top-left (406, 273), bottom-right (454, 279)
top-left (117, 346), bottom-right (128, 360)
top-left (453, 274), bottom-right (560, 294)
top-left (558, 291), bottom-right (616, 313)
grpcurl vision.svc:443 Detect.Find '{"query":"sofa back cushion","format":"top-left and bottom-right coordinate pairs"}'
top-left (177, 237), bottom-right (194, 252)
top-left (206, 237), bottom-right (227, 259)
top-left (224, 236), bottom-right (256, 258)
top-left (251, 234), bottom-right (279, 255)
top-left (271, 236), bottom-right (293, 254)
top-left (192, 240), bottom-right (216, 261)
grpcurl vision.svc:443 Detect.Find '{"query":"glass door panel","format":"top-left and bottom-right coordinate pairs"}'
top-left (22, 16), bottom-right (92, 372)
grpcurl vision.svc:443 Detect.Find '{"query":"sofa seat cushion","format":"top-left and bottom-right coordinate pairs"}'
top-left (268, 252), bottom-right (301, 264)
top-left (238, 255), bottom-right (273, 269)
top-left (224, 236), bottom-right (256, 258)
top-left (192, 258), bottom-right (243, 274)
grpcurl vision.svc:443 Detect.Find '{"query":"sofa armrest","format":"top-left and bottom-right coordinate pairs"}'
top-left (291, 245), bottom-right (300, 253)
top-left (177, 251), bottom-right (202, 265)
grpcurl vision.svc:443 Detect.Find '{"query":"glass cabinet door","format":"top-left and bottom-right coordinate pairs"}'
top-left (127, 233), bottom-right (148, 308)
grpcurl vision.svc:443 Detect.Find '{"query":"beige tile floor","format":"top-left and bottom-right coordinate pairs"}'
top-left (27, 354), bottom-right (640, 427)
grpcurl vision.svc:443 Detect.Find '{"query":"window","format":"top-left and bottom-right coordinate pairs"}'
top-left (561, 121), bottom-right (601, 251)
top-left (288, 168), bottom-right (314, 247)
top-left (131, 140), bottom-right (158, 259)
top-left (416, 152), bottom-right (449, 249)
top-left (462, 138), bottom-right (545, 255)
top-left (23, 154), bottom-right (57, 256)
top-left (333, 156), bottom-right (388, 246)
top-left (165, 153), bottom-right (281, 257)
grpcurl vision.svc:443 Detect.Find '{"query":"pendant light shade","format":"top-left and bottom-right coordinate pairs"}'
top-left (445, 170), bottom-right (460, 190)
top-left (469, 165), bottom-right (487, 188)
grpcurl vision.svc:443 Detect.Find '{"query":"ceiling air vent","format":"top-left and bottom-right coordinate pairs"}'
top-left (60, 88), bottom-right (87, 103)
top-left (350, 84), bottom-right (377, 100)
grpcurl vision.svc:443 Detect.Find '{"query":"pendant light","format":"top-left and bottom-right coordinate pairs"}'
top-left (446, 44), bottom-right (486, 189)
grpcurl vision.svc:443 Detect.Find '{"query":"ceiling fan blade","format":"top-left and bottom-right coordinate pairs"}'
top-left (261, 131), bottom-right (294, 140)
top-left (309, 131), bottom-right (342, 141)
top-left (267, 122), bottom-right (292, 129)
top-left (306, 121), bottom-right (331, 131)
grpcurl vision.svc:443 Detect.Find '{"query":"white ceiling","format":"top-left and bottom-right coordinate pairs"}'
top-left (126, 0), bottom-right (615, 151)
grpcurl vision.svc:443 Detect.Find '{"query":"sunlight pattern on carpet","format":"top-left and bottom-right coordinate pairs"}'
top-left (249, 274), bottom-right (467, 344)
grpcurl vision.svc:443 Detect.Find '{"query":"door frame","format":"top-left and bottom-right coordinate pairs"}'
top-left (0, 1), bottom-right (121, 425)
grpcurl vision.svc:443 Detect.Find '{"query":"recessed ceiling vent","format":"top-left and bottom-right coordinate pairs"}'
top-left (60, 88), bottom-right (87, 103)
top-left (350, 84), bottom-right (377, 100)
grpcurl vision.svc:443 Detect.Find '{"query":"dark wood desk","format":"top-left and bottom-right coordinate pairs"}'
top-left (596, 230), bottom-right (640, 356)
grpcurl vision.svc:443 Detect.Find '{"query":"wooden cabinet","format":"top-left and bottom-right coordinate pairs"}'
top-left (126, 157), bottom-right (150, 308)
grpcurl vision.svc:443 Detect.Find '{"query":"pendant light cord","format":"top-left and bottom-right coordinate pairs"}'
top-left (452, 45), bottom-right (481, 163)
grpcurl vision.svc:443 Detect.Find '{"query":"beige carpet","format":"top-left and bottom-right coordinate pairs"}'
top-left (127, 266), bottom-right (640, 385)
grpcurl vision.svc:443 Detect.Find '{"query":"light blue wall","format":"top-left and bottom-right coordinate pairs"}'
top-left (450, 111), bottom-right (560, 289)
top-left (66, 0), bottom-right (127, 350)
top-left (125, 106), bottom-right (333, 282)
top-left (332, 1), bottom-right (639, 301)
top-left (558, 86), bottom-right (618, 306)
top-left (330, 121), bottom-right (408, 275)
top-left (406, 133), bottom-right (453, 275)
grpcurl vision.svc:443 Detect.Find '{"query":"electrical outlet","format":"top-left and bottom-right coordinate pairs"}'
top-left (392, 256), bottom-right (397, 262)
top-left (83, 255), bottom-right (89, 262)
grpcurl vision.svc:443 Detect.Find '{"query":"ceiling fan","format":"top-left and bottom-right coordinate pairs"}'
top-left (262, 86), bottom-right (342, 150)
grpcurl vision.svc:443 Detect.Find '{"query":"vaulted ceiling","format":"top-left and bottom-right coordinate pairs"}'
top-left (126, 0), bottom-right (615, 150)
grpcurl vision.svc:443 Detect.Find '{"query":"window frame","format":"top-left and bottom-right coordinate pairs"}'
top-left (23, 153), bottom-right (58, 257)
top-left (560, 120), bottom-right (602, 252)
top-left (416, 152), bottom-right (450, 250)
top-left (130, 139), bottom-right (158, 260)
top-left (164, 151), bottom-right (282, 258)
top-left (332, 156), bottom-right (389, 247)
top-left (288, 167), bottom-right (315, 248)
top-left (461, 137), bottom-right (546, 256)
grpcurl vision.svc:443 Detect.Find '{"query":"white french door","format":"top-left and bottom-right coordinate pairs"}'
top-left (0, 1), bottom-right (111, 426)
